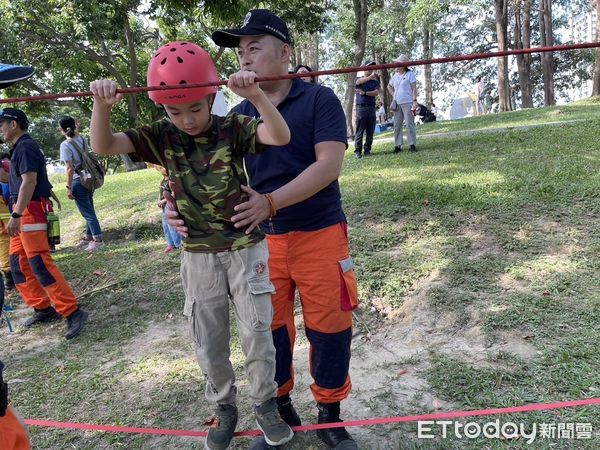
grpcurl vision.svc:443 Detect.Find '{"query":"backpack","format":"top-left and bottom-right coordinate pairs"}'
top-left (69, 138), bottom-right (105, 192)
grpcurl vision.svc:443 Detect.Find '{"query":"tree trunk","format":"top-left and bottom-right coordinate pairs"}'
top-left (344, 0), bottom-right (369, 138)
top-left (494, 0), bottom-right (510, 112)
top-left (514, 0), bottom-right (534, 108)
top-left (539, 0), bottom-right (556, 105)
top-left (423, 29), bottom-right (433, 106)
top-left (593, 0), bottom-right (600, 96)
top-left (123, 15), bottom-right (146, 171)
top-left (309, 33), bottom-right (319, 71)
top-left (378, 56), bottom-right (391, 120)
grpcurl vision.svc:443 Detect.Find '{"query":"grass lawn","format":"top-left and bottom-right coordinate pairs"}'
top-left (2, 99), bottom-right (599, 449)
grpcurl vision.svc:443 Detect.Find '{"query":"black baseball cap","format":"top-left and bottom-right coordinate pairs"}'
top-left (0, 108), bottom-right (29, 127)
top-left (0, 63), bottom-right (35, 89)
top-left (212, 9), bottom-right (291, 48)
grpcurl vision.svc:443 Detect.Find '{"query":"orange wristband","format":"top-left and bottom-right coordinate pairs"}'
top-left (264, 193), bottom-right (277, 218)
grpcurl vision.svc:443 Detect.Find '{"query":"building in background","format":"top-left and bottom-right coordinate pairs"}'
top-left (569, 1), bottom-right (598, 99)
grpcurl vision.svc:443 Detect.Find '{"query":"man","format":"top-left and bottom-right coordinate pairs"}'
top-left (167, 9), bottom-right (360, 450)
top-left (0, 63), bottom-right (35, 450)
top-left (0, 108), bottom-right (87, 340)
top-left (353, 61), bottom-right (380, 158)
top-left (0, 360), bottom-right (30, 450)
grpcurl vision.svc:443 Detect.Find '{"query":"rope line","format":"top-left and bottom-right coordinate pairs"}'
top-left (2, 41), bottom-right (599, 104)
top-left (23, 397), bottom-right (600, 438)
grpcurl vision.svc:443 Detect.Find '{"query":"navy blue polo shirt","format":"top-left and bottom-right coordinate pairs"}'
top-left (9, 134), bottom-right (53, 203)
top-left (355, 78), bottom-right (380, 107)
top-left (233, 78), bottom-right (347, 234)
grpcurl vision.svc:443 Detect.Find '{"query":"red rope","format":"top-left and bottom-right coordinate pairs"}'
top-left (23, 397), bottom-right (600, 438)
top-left (2, 41), bottom-right (600, 104)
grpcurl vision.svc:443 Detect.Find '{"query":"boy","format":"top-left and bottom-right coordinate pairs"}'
top-left (89, 41), bottom-right (293, 450)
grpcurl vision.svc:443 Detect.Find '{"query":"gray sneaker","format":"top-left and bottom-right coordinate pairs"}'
top-left (205, 404), bottom-right (238, 450)
top-left (255, 398), bottom-right (294, 446)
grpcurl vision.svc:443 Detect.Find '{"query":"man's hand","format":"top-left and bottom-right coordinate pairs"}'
top-left (163, 190), bottom-right (188, 238)
top-left (7, 217), bottom-right (20, 237)
top-left (227, 70), bottom-right (261, 101)
top-left (231, 185), bottom-right (270, 234)
top-left (67, 190), bottom-right (74, 200)
top-left (90, 79), bottom-right (123, 106)
top-left (356, 89), bottom-right (365, 95)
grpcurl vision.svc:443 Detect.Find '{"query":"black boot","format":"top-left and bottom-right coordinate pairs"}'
top-left (277, 394), bottom-right (302, 427)
top-left (317, 402), bottom-right (357, 449)
top-left (3, 271), bottom-right (14, 291)
top-left (65, 308), bottom-right (88, 339)
top-left (22, 306), bottom-right (61, 328)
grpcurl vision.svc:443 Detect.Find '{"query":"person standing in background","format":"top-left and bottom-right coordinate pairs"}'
top-left (58, 116), bottom-right (104, 251)
top-left (353, 61), bottom-right (380, 158)
top-left (388, 55), bottom-right (418, 153)
top-left (0, 108), bottom-right (88, 339)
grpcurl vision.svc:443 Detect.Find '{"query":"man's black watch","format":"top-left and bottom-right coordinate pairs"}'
top-left (11, 212), bottom-right (22, 219)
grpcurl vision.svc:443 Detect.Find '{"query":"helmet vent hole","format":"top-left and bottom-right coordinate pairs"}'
top-left (187, 50), bottom-right (195, 55)
top-left (170, 48), bottom-right (177, 52)
top-left (159, 82), bottom-right (166, 85)
top-left (179, 80), bottom-right (187, 84)
top-left (177, 57), bottom-right (183, 63)
top-left (160, 58), bottom-right (167, 65)
top-left (154, 52), bottom-right (161, 58)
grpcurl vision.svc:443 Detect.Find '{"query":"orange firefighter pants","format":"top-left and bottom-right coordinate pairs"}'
top-left (267, 222), bottom-right (358, 404)
top-left (0, 407), bottom-right (31, 450)
top-left (9, 201), bottom-right (78, 317)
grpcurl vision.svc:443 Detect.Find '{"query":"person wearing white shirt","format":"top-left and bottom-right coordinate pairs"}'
top-left (387, 55), bottom-right (418, 153)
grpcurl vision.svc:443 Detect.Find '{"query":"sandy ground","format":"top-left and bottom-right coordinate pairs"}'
top-left (2, 262), bottom-right (538, 449)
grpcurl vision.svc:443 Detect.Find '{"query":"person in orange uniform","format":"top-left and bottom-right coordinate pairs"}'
top-left (0, 64), bottom-right (34, 450)
top-left (0, 108), bottom-right (88, 339)
top-left (0, 360), bottom-right (31, 450)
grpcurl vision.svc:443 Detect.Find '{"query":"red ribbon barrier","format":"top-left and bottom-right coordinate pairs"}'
top-left (24, 397), bottom-right (600, 438)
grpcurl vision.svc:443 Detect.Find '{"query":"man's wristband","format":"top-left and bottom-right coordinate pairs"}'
top-left (66, 185), bottom-right (71, 190)
top-left (264, 193), bottom-right (277, 218)
top-left (11, 212), bottom-right (22, 219)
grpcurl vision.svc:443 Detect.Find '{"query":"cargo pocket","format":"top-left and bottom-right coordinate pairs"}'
top-left (26, 201), bottom-right (47, 223)
top-left (188, 298), bottom-right (202, 346)
top-left (339, 257), bottom-right (358, 311)
top-left (247, 274), bottom-right (275, 331)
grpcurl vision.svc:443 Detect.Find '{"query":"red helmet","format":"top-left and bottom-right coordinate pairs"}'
top-left (147, 41), bottom-right (219, 105)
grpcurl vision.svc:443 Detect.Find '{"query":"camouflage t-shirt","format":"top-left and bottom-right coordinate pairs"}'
top-left (125, 112), bottom-right (266, 253)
